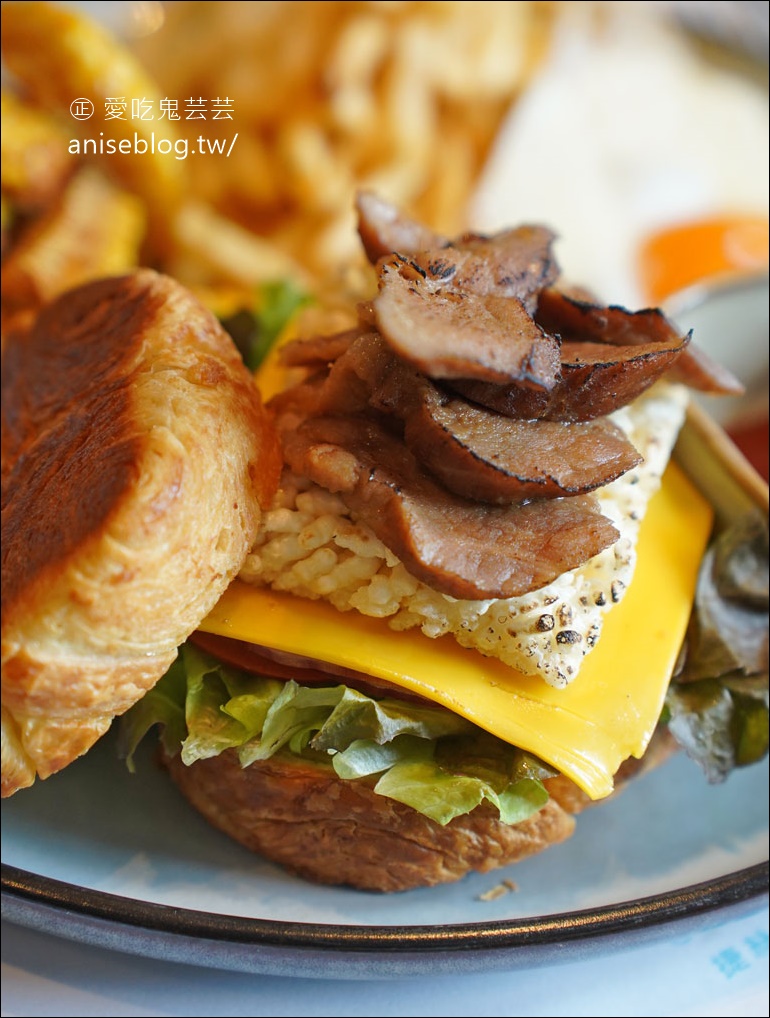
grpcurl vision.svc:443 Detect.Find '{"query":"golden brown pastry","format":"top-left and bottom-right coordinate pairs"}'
top-left (162, 728), bottom-right (678, 892)
top-left (1, 269), bottom-right (281, 796)
top-left (164, 750), bottom-right (576, 893)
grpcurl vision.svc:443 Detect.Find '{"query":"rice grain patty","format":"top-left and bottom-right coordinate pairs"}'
top-left (241, 382), bottom-right (689, 687)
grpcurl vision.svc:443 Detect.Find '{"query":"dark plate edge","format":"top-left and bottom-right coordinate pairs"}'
top-left (2, 860), bottom-right (767, 952)
top-left (3, 861), bottom-right (767, 978)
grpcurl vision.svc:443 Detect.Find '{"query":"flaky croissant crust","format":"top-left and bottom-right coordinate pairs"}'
top-left (163, 727), bottom-right (678, 892)
top-left (1, 270), bottom-right (281, 796)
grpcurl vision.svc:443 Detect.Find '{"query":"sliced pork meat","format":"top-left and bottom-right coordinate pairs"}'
top-left (402, 387), bottom-right (642, 502)
top-left (536, 289), bottom-right (742, 395)
top-left (268, 373), bottom-right (329, 421)
top-left (281, 415), bottom-right (620, 600)
top-left (315, 333), bottom-right (641, 501)
top-left (666, 341), bottom-right (746, 395)
top-left (374, 255), bottom-right (561, 389)
top-left (356, 190), bottom-right (448, 263)
top-left (536, 288), bottom-right (683, 345)
top-left (279, 327), bottom-right (361, 368)
top-left (357, 192), bottom-right (558, 312)
top-left (258, 195), bottom-right (742, 608)
top-left (417, 225), bottom-right (559, 312)
top-left (309, 331), bottom-right (394, 416)
top-left (450, 335), bottom-right (691, 422)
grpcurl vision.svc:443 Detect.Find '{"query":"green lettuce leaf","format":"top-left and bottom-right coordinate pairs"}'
top-left (178, 643), bottom-right (284, 764)
top-left (665, 512), bottom-right (769, 781)
top-left (374, 761), bottom-right (549, 826)
top-left (332, 735), bottom-right (434, 779)
top-left (120, 644), bottom-right (552, 827)
top-left (118, 656), bottom-right (188, 771)
top-left (219, 280), bottom-right (312, 371)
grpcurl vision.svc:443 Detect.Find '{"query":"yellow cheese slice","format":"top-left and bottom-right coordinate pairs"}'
top-left (201, 461), bottom-right (713, 799)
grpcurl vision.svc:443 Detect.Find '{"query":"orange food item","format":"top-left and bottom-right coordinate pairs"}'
top-left (638, 215), bottom-right (769, 305)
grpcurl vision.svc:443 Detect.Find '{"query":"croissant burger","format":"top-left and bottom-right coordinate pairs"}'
top-left (1, 270), bottom-right (281, 795)
top-left (2, 197), bottom-right (766, 893)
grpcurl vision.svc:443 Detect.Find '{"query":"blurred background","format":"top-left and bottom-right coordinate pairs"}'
top-left (2, 0), bottom-right (768, 471)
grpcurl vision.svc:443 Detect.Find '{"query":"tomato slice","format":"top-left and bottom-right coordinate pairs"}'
top-left (189, 630), bottom-right (433, 704)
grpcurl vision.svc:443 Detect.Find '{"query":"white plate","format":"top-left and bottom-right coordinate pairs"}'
top-left (2, 723), bottom-right (767, 979)
top-left (666, 272), bottom-right (769, 426)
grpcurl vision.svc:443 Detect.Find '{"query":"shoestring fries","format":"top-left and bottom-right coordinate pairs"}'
top-left (133, 1), bottom-right (554, 281)
top-left (1, 0), bottom-right (553, 321)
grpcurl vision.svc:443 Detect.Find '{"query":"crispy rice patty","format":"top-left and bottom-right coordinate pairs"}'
top-left (240, 382), bottom-right (688, 688)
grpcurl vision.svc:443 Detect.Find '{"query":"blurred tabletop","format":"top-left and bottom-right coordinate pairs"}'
top-left (2, 902), bottom-right (769, 1018)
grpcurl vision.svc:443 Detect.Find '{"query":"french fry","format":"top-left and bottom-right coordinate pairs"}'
top-left (2, 1), bottom-right (554, 298)
top-left (1, 168), bottom-right (145, 313)
top-left (1, 0), bottom-right (184, 250)
top-left (0, 91), bottom-right (74, 215)
top-left (169, 203), bottom-right (309, 291)
top-left (131, 0), bottom-right (553, 284)
top-left (279, 120), bottom-right (354, 216)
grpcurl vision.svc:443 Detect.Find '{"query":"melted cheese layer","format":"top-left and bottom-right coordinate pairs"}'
top-left (201, 462), bottom-right (712, 799)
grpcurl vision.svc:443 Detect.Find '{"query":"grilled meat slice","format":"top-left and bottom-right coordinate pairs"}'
top-left (280, 414), bottom-right (619, 600)
top-left (374, 255), bottom-right (561, 389)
